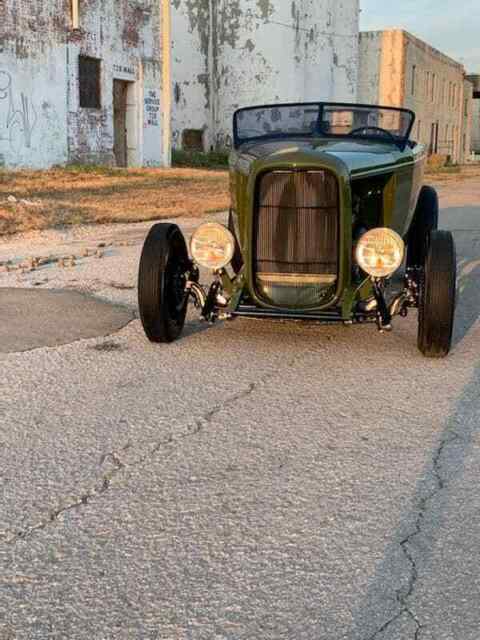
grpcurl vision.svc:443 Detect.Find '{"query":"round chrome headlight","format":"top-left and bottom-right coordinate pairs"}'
top-left (190, 223), bottom-right (235, 270)
top-left (356, 228), bottom-right (405, 278)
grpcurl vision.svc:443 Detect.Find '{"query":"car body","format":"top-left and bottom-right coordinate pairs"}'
top-left (138, 102), bottom-right (457, 357)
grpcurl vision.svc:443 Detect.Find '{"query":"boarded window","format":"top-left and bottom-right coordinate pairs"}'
top-left (182, 129), bottom-right (204, 151)
top-left (79, 56), bottom-right (101, 109)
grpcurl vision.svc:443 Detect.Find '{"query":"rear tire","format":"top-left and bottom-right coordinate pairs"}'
top-left (407, 185), bottom-right (439, 269)
top-left (418, 230), bottom-right (456, 358)
top-left (138, 223), bottom-right (190, 343)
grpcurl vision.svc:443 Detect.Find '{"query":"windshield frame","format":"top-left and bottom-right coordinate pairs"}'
top-left (233, 102), bottom-right (416, 151)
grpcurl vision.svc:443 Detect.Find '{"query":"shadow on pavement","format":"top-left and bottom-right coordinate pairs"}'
top-left (346, 362), bottom-right (480, 639)
top-left (453, 257), bottom-right (480, 348)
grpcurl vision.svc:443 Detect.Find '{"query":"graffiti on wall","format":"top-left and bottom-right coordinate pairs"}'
top-left (0, 70), bottom-right (38, 155)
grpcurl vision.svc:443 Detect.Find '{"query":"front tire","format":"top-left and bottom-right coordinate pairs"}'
top-left (418, 230), bottom-right (456, 358)
top-left (138, 224), bottom-right (190, 343)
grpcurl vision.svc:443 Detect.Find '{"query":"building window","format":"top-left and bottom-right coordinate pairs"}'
top-left (79, 56), bottom-right (101, 109)
top-left (71, 0), bottom-right (79, 29)
top-left (425, 71), bottom-right (430, 98)
top-left (411, 65), bottom-right (416, 95)
top-left (431, 73), bottom-right (436, 102)
top-left (182, 129), bottom-right (204, 151)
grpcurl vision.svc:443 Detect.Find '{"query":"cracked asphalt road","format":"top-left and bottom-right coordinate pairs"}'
top-left (0, 179), bottom-right (479, 639)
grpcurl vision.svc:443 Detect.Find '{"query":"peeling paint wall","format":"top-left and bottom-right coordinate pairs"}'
top-left (0, 1), bottom-right (69, 168)
top-left (67, 0), bottom-right (163, 167)
top-left (0, 0), bottom-right (164, 169)
top-left (171, 0), bottom-right (360, 151)
top-left (171, 0), bottom-right (212, 149)
top-left (359, 30), bottom-right (472, 164)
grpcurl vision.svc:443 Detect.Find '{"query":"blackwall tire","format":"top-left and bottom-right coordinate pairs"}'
top-left (138, 223), bottom-right (189, 343)
top-left (407, 185), bottom-right (439, 269)
top-left (418, 230), bottom-right (456, 358)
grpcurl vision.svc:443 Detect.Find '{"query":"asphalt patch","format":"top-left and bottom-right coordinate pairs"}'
top-left (0, 288), bottom-right (134, 353)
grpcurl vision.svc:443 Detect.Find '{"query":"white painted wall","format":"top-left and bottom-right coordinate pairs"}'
top-left (0, 50), bottom-right (68, 169)
top-left (171, 0), bottom-right (213, 150)
top-left (67, 0), bottom-right (164, 167)
top-left (0, 0), bottom-right (165, 169)
top-left (171, 0), bottom-right (360, 151)
top-left (358, 31), bottom-right (382, 104)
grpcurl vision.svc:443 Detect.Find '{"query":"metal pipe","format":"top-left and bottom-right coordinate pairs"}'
top-left (161, 0), bottom-right (172, 167)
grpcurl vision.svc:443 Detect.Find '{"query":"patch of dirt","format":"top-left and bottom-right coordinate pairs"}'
top-left (426, 165), bottom-right (480, 184)
top-left (0, 167), bottom-right (229, 235)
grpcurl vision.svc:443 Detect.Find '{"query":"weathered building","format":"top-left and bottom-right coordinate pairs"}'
top-left (171, 0), bottom-right (360, 151)
top-left (0, 0), bottom-right (166, 169)
top-left (466, 74), bottom-right (480, 155)
top-left (359, 30), bottom-right (472, 164)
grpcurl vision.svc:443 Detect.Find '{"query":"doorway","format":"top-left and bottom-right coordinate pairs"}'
top-left (113, 80), bottom-right (129, 167)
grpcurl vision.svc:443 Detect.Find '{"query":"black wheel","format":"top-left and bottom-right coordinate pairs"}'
top-left (138, 223), bottom-right (190, 343)
top-left (407, 185), bottom-right (439, 269)
top-left (418, 230), bottom-right (456, 358)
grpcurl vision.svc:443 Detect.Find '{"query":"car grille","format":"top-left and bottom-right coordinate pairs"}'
top-left (254, 169), bottom-right (339, 307)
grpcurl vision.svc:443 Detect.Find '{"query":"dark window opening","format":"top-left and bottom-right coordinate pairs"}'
top-left (182, 129), bottom-right (204, 151)
top-left (79, 56), bottom-right (101, 109)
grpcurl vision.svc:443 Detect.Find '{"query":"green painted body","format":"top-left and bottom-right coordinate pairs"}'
top-left (224, 136), bottom-right (426, 320)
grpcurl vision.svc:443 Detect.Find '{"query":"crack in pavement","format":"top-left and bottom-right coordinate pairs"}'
top-left (364, 431), bottom-right (460, 640)
top-left (1, 345), bottom-right (322, 546)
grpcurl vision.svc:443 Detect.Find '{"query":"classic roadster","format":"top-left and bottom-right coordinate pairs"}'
top-left (138, 102), bottom-right (456, 357)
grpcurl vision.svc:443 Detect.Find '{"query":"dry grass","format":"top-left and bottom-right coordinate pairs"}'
top-left (425, 164), bottom-right (480, 182)
top-left (0, 166), bottom-right (229, 235)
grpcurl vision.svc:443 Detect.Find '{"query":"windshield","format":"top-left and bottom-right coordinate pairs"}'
top-left (233, 103), bottom-right (415, 150)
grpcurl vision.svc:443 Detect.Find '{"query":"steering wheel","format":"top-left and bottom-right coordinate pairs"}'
top-left (349, 126), bottom-right (396, 143)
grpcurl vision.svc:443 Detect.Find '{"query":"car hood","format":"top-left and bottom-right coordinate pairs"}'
top-left (237, 137), bottom-right (416, 177)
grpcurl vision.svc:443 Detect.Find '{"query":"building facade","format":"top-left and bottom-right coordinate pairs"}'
top-left (0, 0), bottom-right (166, 169)
top-left (466, 75), bottom-right (480, 155)
top-left (359, 30), bottom-right (472, 164)
top-left (171, 0), bottom-right (360, 152)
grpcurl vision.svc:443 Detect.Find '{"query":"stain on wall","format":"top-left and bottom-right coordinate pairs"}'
top-left (172, 0), bottom-right (360, 151)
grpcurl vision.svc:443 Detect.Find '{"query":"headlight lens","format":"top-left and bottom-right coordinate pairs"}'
top-left (190, 223), bottom-right (235, 270)
top-left (356, 228), bottom-right (405, 278)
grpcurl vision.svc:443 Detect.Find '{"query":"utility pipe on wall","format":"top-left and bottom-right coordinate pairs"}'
top-left (161, 0), bottom-right (172, 167)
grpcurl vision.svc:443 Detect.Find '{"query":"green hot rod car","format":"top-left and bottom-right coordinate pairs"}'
top-left (138, 102), bottom-right (456, 357)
